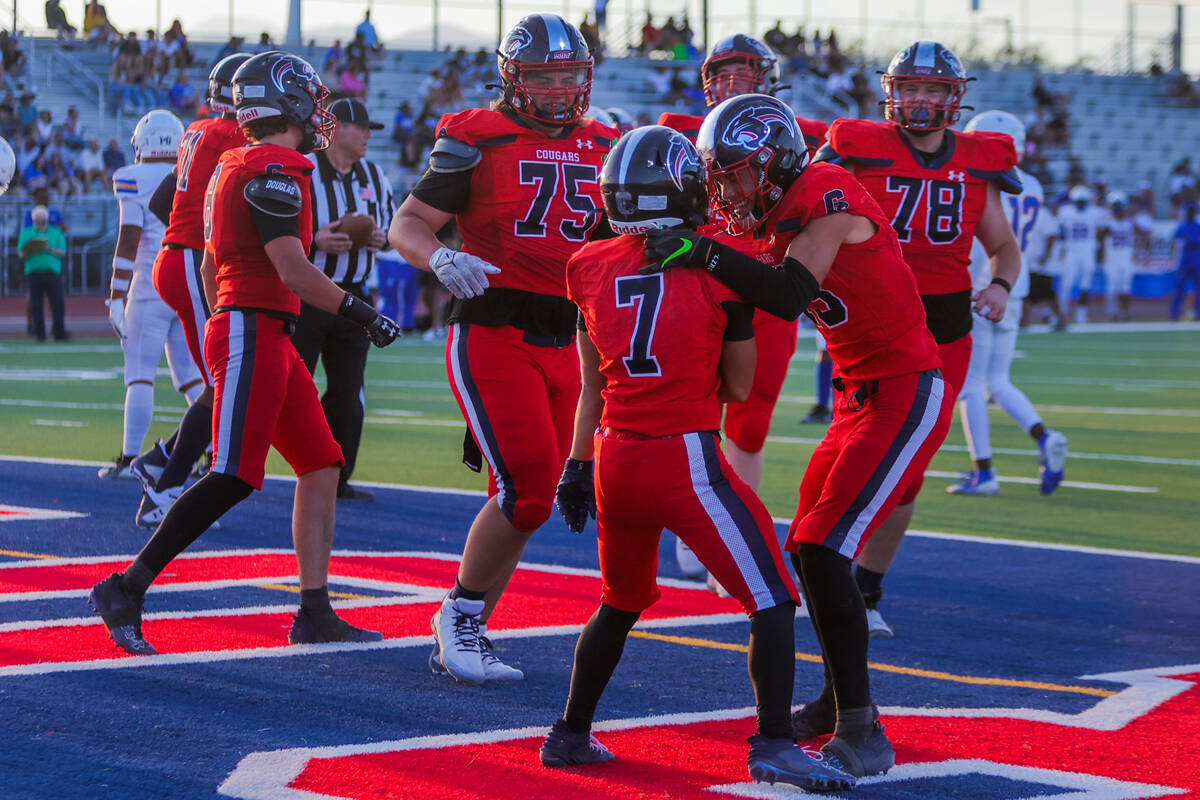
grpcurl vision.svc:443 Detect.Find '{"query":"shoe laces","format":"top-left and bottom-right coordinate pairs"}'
top-left (479, 635), bottom-right (502, 665)
top-left (451, 610), bottom-right (481, 652)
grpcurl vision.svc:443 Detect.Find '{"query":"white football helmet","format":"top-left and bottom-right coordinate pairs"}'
top-left (131, 109), bottom-right (185, 162)
top-left (0, 136), bottom-right (14, 197)
top-left (965, 109), bottom-right (1026, 156)
top-left (586, 106), bottom-right (616, 128)
top-left (1068, 185), bottom-right (1094, 205)
top-left (1106, 190), bottom-right (1128, 208)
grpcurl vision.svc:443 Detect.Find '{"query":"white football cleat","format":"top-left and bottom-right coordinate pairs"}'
top-left (675, 537), bottom-right (706, 579)
top-left (866, 608), bottom-right (894, 639)
top-left (1038, 430), bottom-right (1069, 495)
top-left (479, 625), bottom-right (523, 681)
top-left (946, 473), bottom-right (999, 496)
top-left (130, 439), bottom-right (169, 491)
top-left (98, 455), bottom-right (135, 480)
top-left (134, 485), bottom-right (182, 529)
top-left (429, 595), bottom-right (485, 686)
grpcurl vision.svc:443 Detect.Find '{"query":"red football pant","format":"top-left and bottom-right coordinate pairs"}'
top-left (724, 313), bottom-right (799, 453)
top-left (786, 369), bottom-right (953, 559)
top-left (206, 310), bottom-right (343, 490)
top-left (153, 245), bottom-right (213, 385)
top-left (595, 429), bottom-right (799, 616)
top-left (898, 333), bottom-right (970, 503)
top-left (446, 323), bottom-right (579, 531)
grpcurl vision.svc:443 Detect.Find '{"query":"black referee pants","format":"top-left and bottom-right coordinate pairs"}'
top-left (292, 296), bottom-right (370, 492)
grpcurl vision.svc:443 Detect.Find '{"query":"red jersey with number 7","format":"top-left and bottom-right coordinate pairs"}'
top-left (162, 116), bottom-right (247, 249)
top-left (825, 119), bottom-right (1018, 295)
top-left (566, 234), bottom-right (747, 438)
top-left (741, 162), bottom-right (941, 382)
top-left (436, 109), bottom-right (616, 298)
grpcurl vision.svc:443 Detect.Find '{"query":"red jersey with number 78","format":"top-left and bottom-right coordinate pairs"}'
top-left (742, 162), bottom-right (941, 382)
top-left (826, 119), bottom-right (1018, 295)
top-left (162, 116), bottom-right (247, 250)
top-left (437, 109), bottom-right (616, 298)
top-left (566, 235), bottom-right (746, 438)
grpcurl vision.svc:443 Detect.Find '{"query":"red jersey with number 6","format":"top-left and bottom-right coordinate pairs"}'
top-left (437, 109), bottom-right (616, 298)
top-left (163, 116), bottom-right (247, 249)
top-left (826, 119), bottom-right (1018, 295)
top-left (658, 111), bottom-right (828, 150)
top-left (741, 162), bottom-right (941, 381)
top-left (566, 234), bottom-right (747, 438)
top-left (205, 144), bottom-right (315, 315)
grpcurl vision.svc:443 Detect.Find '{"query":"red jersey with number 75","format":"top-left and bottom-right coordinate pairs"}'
top-left (566, 234), bottom-right (748, 438)
top-left (825, 119), bottom-right (1018, 295)
top-left (162, 116), bottom-right (247, 250)
top-left (437, 109), bottom-right (616, 298)
top-left (743, 162), bottom-right (941, 382)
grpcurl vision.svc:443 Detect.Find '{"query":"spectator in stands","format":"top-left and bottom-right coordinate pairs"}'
top-left (639, 13), bottom-right (660, 56)
top-left (34, 110), bottom-right (53, 145)
top-left (212, 36), bottom-right (245, 66)
top-left (77, 139), bottom-right (104, 191)
top-left (101, 137), bottom-right (125, 187)
top-left (1, 31), bottom-right (27, 93)
top-left (25, 187), bottom-right (67, 230)
top-left (339, 56), bottom-right (369, 99)
top-left (847, 67), bottom-right (875, 118)
top-left (763, 20), bottom-right (787, 54)
top-left (1170, 158), bottom-right (1196, 214)
top-left (15, 136), bottom-right (38, 175)
top-left (0, 93), bottom-right (17, 140)
top-left (15, 90), bottom-right (35, 135)
top-left (469, 48), bottom-right (491, 87)
top-left (824, 64), bottom-right (853, 107)
top-left (117, 31), bottom-right (141, 58)
top-left (20, 205), bottom-right (70, 342)
top-left (392, 100), bottom-right (413, 147)
top-left (46, 151), bottom-right (80, 196)
top-left (168, 68), bottom-right (197, 114)
top-left (45, 0), bottom-right (77, 39)
top-left (141, 29), bottom-right (160, 54)
top-left (61, 106), bottom-right (85, 149)
top-left (21, 154), bottom-right (48, 192)
top-left (253, 32), bottom-right (274, 54)
top-left (324, 40), bottom-right (345, 74)
top-left (579, 15), bottom-right (601, 60)
top-left (646, 64), bottom-right (671, 96)
top-left (162, 20), bottom-right (192, 68)
top-left (44, 129), bottom-right (69, 164)
top-left (83, 0), bottom-right (115, 42)
top-left (356, 10), bottom-right (381, 56)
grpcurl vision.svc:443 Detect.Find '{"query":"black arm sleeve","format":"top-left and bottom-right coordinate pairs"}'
top-left (588, 212), bottom-right (617, 241)
top-left (250, 204), bottom-right (301, 245)
top-left (148, 170), bottom-right (177, 227)
top-left (707, 249), bottom-right (821, 321)
top-left (720, 301), bottom-right (755, 341)
top-left (410, 166), bottom-right (473, 215)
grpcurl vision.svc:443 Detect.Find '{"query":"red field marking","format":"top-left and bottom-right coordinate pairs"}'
top-left (0, 553), bottom-right (741, 671)
top-left (249, 673), bottom-right (1200, 800)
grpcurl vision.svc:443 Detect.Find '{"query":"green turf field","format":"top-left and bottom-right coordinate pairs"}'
top-left (2, 327), bottom-right (1198, 556)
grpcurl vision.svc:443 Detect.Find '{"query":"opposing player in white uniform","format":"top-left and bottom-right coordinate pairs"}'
top-left (1055, 185), bottom-right (1106, 324)
top-left (1099, 192), bottom-right (1143, 321)
top-left (948, 111), bottom-right (1069, 497)
top-left (98, 110), bottom-right (202, 480)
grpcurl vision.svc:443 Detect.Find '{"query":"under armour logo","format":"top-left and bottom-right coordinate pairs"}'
top-left (576, 138), bottom-right (594, 149)
top-left (948, 170), bottom-right (965, 182)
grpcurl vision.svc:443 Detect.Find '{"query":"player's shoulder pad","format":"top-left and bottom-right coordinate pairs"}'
top-left (658, 112), bottom-right (704, 139)
top-left (574, 118), bottom-right (619, 153)
top-left (111, 166), bottom-right (139, 195)
top-left (960, 130), bottom-right (1020, 187)
top-left (827, 118), bottom-right (896, 165)
top-left (243, 172), bottom-right (303, 218)
top-left (429, 133), bottom-right (482, 173)
top-left (435, 108), bottom-right (524, 147)
top-left (797, 116), bottom-right (829, 149)
top-left (812, 141), bottom-right (841, 165)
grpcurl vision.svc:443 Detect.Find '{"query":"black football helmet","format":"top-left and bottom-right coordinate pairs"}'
top-left (601, 126), bottom-right (708, 235)
top-left (208, 53), bottom-right (252, 115)
top-left (701, 34), bottom-right (780, 107)
top-left (880, 41), bottom-right (972, 131)
top-left (231, 51), bottom-right (335, 154)
top-left (497, 14), bottom-right (593, 125)
top-left (696, 94), bottom-right (809, 235)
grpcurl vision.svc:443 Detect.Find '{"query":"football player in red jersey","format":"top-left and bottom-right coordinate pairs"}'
top-left (389, 14), bottom-right (618, 687)
top-left (640, 94), bottom-right (955, 778)
top-left (127, 53), bottom-right (251, 526)
top-left (814, 41), bottom-right (1022, 641)
top-left (88, 51), bottom-right (400, 656)
top-left (658, 34), bottom-right (828, 492)
top-left (540, 126), bottom-right (853, 794)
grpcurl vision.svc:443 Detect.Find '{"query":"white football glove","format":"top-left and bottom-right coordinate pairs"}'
top-left (105, 297), bottom-right (125, 340)
top-left (428, 246), bottom-right (501, 299)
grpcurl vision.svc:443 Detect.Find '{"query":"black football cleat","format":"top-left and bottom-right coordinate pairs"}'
top-left (799, 403), bottom-right (832, 425)
top-left (88, 573), bottom-right (156, 655)
top-left (791, 696), bottom-right (837, 740)
top-left (747, 735), bottom-right (855, 792)
top-left (821, 719), bottom-right (896, 777)
top-left (287, 607), bottom-right (383, 644)
top-left (540, 719), bottom-right (615, 767)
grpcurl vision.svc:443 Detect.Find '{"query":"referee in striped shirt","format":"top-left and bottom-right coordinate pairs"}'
top-left (293, 97), bottom-right (396, 502)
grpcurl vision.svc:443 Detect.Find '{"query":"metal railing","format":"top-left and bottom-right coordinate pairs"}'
top-left (24, 37), bottom-right (108, 130)
top-left (0, 195), bottom-right (118, 297)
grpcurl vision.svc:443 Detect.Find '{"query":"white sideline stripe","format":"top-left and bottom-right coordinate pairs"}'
top-left (0, 455), bottom-right (1195, 563)
top-left (0, 574), bottom-right (440, 604)
top-left (0, 504), bottom-right (87, 521)
top-left (217, 663), bottom-right (1200, 800)
top-left (924, 470), bottom-right (1157, 494)
top-left (766, 436), bottom-right (1200, 468)
top-left (0, 613), bottom-right (747, 678)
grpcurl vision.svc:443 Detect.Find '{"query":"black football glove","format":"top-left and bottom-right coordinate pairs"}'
top-left (555, 458), bottom-right (596, 534)
top-left (366, 313), bottom-right (401, 347)
top-left (641, 227), bottom-right (721, 275)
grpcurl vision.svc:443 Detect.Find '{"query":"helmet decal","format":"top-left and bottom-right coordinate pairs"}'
top-left (666, 135), bottom-right (701, 192)
top-left (502, 26), bottom-right (533, 59)
top-left (720, 105), bottom-right (796, 150)
top-left (939, 46), bottom-right (963, 75)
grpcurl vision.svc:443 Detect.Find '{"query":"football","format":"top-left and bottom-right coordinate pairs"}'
top-left (337, 213), bottom-right (377, 248)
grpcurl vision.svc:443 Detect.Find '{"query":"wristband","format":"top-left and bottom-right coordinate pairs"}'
top-left (337, 292), bottom-right (378, 327)
top-left (989, 277), bottom-right (1012, 293)
top-left (110, 256), bottom-right (134, 292)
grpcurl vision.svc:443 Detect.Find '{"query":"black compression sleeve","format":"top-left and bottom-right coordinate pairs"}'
top-left (250, 204), bottom-right (301, 245)
top-left (410, 166), bottom-right (473, 214)
top-left (720, 301), bottom-right (755, 340)
top-left (707, 251), bottom-right (821, 320)
top-left (148, 170), bottom-right (177, 227)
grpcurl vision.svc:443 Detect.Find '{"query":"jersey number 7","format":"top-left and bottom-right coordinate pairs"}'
top-left (615, 273), bottom-right (663, 378)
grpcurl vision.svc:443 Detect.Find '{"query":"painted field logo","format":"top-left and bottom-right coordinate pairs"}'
top-left (219, 666), bottom-right (1200, 800)
top-left (0, 504), bottom-right (87, 523)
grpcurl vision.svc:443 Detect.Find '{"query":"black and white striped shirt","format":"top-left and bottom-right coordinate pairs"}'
top-left (307, 150), bottom-right (396, 286)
